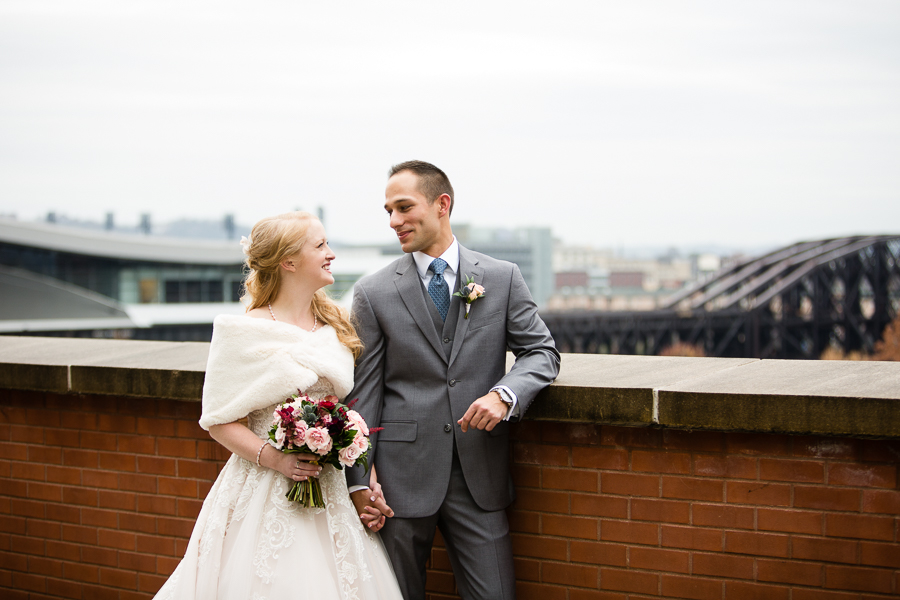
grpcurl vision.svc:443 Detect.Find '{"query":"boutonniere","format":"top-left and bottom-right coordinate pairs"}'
top-left (453, 274), bottom-right (485, 319)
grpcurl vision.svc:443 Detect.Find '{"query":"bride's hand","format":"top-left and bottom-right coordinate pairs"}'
top-left (266, 449), bottom-right (322, 481)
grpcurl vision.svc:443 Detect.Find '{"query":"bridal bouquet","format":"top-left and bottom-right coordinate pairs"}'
top-left (268, 392), bottom-right (377, 508)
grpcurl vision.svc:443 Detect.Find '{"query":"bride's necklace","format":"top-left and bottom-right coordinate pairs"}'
top-left (268, 303), bottom-right (317, 332)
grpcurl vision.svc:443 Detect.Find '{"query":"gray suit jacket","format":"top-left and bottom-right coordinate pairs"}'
top-left (346, 245), bottom-right (560, 518)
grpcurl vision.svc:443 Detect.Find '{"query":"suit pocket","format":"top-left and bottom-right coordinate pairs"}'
top-left (378, 420), bottom-right (417, 442)
top-left (469, 310), bottom-right (503, 331)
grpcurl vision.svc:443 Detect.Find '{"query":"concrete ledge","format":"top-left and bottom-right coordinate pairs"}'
top-left (1, 336), bottom-right (899, 438)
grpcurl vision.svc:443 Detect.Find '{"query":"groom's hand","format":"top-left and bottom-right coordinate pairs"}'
top-left (458, 391), bottom-right (507, 433)
top-left (351, 487), bottom-right (393, 532)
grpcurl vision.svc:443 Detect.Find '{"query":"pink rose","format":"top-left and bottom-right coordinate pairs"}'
top-left (338, 443), bottom-right (362, 468)
top-left (467, 283), bottom-right (485, 302)
top-left (273, 425), bottom-right (287, 449)
top-left (353, 431), bottom-right (369, 452)
top-left (345, 410), bottom-right (369, 436)
top-left (305, 427), bottom-right (333, 456)
top-left (291, 420), bottom-right (309, 448)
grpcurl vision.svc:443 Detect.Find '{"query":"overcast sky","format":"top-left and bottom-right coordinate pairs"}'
top-left (1, 0), bottom-right (898, 251)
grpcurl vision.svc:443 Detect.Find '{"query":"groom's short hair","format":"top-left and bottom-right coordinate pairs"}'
top-left (389, 160), bottom-right (455, 216)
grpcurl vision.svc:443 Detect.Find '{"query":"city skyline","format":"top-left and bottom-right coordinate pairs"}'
top-left (2, 1), bottom-right (898, 250)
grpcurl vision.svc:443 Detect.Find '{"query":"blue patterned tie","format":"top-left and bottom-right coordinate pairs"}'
top-left (428, 258), bottom-right (451, 321)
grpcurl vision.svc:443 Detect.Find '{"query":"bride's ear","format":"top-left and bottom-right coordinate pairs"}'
top-left (280, 259), bottom-right (297, 272)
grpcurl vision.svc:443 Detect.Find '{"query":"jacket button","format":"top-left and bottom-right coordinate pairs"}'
top-left (449, 379), bottom-right (457, 387)
top-left (444, 424), bottom-right (452, 433)
top-left (443, 337), bottom-right (451, 343)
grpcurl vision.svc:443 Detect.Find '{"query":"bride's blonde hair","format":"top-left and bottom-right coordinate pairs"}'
top-left (242, 211), bottom-right (363, 359)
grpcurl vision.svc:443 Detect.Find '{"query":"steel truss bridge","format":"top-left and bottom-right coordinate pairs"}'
top-left (542, 235), bottom-right (900, 359)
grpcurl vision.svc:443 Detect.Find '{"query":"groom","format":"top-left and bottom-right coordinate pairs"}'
top-left (347, 160), bottom-right (560, 599)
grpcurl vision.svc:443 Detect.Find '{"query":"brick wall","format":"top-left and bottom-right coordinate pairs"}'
top-left (2, 389), bottom-right (899, 599)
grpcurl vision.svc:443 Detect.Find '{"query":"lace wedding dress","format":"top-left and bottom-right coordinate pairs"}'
top-left (154, 380), bottom-right (403, 600)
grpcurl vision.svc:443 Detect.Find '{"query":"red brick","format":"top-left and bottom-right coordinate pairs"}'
top-left (62, 449), bottom-right (98, 468)
top-left (1, 478), bottom-right (28, 498)
top-left (510, 533), bottom-right (567, 560)
top-left (0, 549), bottom-right (27, 571)
top-left (81, 545), bottom-right (118, 567)
top-left (572, 446), bottom-right (628, 471)
top-left (692, 552), bottom-right (753, 579)
top-left (826, 513), bottom-right (894, 541)
top-left (99, 490), bottom-right (136, 511)
top-left (11, 571), bottom-right (45, 592)
top-left (82, 507), bottom-right (119, 529)
top-left (47, 541), bottom-right (83, 564)
top-left (723, 581), bottom-right (789, 600)
top-left (515, 581), bottom-right (567, 600)
top-left (137, 494), bottom-right (177, 516)
top-left (509, 421), bottom-right (541, 442)
top-left (660, 574), bottom-right (722, 600)
top-left (662, 429), bottom-right (724, 453)
top-left (512, 443), bottom-right (569, 466)
top-left (176, 459), bottom-right (218, 480)
top-left (792, 436), bottom-right (857, 459)
top-left (512, 488), bottom-right (569, 514)
top-left (157, 516), bottom-right (193, 537)
top-left (0, 443), bottom-right (29, 461)
top-left (724, 531), bottom-right (788, 558)
top-left (661, 525), bottom-right (722, 552)
top-left (630, 546), bottom-right (689, 573)
top-left (662, 476), bottom-right (724, 502)
top-left (9, 534), bottom-right (45, 556)
top-left (860, 540), bottom-right (900, 568)
top-left (794, 485), bottom-right (860, 511)
top-left (100, 566), bottom-right (137, 589)
top-left (759, 458), bottom-right (824, 483)
top-left (44, 429), bottom-right (82, 448)
top-left (196, 440), bottom-right (230, 461)
top-left (157, 438), bottom-right (197, 458)
top-left (565, 590), bottom-right (625, 600)
top-left (138, 572), bottom-right (168, 593)
top-left (63, 561), bottom-right (99, 583)
top-left (61, 524), bottom-right (97, 545)
top-left (27, 482), bottom-right (62, 502)
top-left (82, 469), bottom-right (120, 489)
top-left (119, 512), bottom-right (157, 534)
top-left (544, 422), bottom-right (602, 446)
top-left (137, 456), bottom-right (177, 476)
top-left (98, 452), bottom-right (137, 472)
top-left (118, 551), bottom-right (157, 573)
top-left (570, 541), bottom-right (627, 567)
top-left (507, 509), bottom-right (540, 534)
top-left (571, 494), bottom-right (628, 518)
top-left (600, 567), bottom-right (658, 595)
top-left (632, 450), bottom-right (691, 474)
top-left (45, 504), bottom-right (80, 525)
top-left (542, 468), bottom-right (598, 492)
top-left (601, 472), bottom-right (659, 497)
top-left (62, 486), bottom-right (98, 506)
top-left (726, 481), bottom-right (790, 506)
top-left (11, 498), bottom-right (45, 519)
top-left (601, 426), bottom-right (662, 449)
top-left (791, 536), bottom-right (857, 564)
top-left (135, 534), bottom-right (175, 556)
top-left (542, 514), bottom-right (598, 540)
top-left (825, 565), bottom-right (894, 594)
top-left (757, 558), bottom-right (822, 586)
top-left (692, 504), bottom-right (754, 529)
top-left (510, 464), bottom-right (540, 488)
top-left (0, 515), bottom-right (26, 536)
top-left (98, 413), bottom-right (135, 433)
top-left (632, 498), bottom-right (690, 524)
top-left (119, 473), bottom-right (157, 494)
top-left (857, 439), bottom-right (900, 463)
top-left (46, 577), bottom-right (82, 599)
top-left (45, 465), bottom-right (82, 486)
top-left (80, 431), bottom-right (117, 451)
top-left (694, 455), bottom-right (756, 479)
top-left (757, 508), bottom-right (823, 535)
top-left (600, 520), bottom-right (657, 546)
top-left (158, 476), bottom-right (198, 498)
top-left (118, 435), bottom-right (156, 455)
top-left (725, 432), bottom-right (791, 456)
top-left (542, 562), bottom-right (598, 588)
top-left (861, 489), bottom-right (900, 514)
top-left (99, 528), bottom-right (136, 551)
top-left (10, 462), bottom-right (45, 481)
top-left (176, 419), bottom-right (208, 440)
top-left (137, 417), bottom-right (175, 437)
top-left (792, 590), bottom-right (859, 600)
top-left (26, 555), bottom-right (63, 578)
top-left (828, 463), bottom-right (897, 489)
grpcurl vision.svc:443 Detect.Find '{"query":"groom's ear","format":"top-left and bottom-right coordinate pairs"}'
top-left (436, 193), bottom-right (452, 218)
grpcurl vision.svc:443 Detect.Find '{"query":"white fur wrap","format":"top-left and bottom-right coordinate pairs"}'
top-left (199, 314), bottom-right (355, 430)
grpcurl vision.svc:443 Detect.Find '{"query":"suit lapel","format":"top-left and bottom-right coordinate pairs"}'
top-left (448, 246), bottom-right (484, 368)
top-left (394, 254), bottom-right (447, 361)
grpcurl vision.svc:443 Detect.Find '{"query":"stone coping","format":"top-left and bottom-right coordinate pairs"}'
top-left (1, 336), bottom-right (898, 438)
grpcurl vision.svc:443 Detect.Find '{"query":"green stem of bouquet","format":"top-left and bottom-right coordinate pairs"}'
top-left (285, 460), bottom-right (324, 508)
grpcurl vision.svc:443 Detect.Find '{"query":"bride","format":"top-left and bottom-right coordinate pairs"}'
top-left (154, 211), bottom-right (403, 600)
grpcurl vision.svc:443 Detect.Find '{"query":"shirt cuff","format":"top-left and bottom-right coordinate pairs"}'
top-left (347, 485), bottom-right (369, 494)
top-left (491, 386), bottom-right (518, 421)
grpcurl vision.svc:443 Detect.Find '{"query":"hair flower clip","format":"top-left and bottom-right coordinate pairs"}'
top-left (240, 235), bottom-right (252, 256)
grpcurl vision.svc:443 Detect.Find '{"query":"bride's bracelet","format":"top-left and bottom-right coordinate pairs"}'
top-left (255, 441), bottom-right (268, 467)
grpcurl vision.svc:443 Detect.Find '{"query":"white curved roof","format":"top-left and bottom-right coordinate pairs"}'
top-left (0, 218), bottom-right (245, 265)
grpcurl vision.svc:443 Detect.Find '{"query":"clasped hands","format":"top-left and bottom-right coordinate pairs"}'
top-left (351, 391), bottom-right (508, 531)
